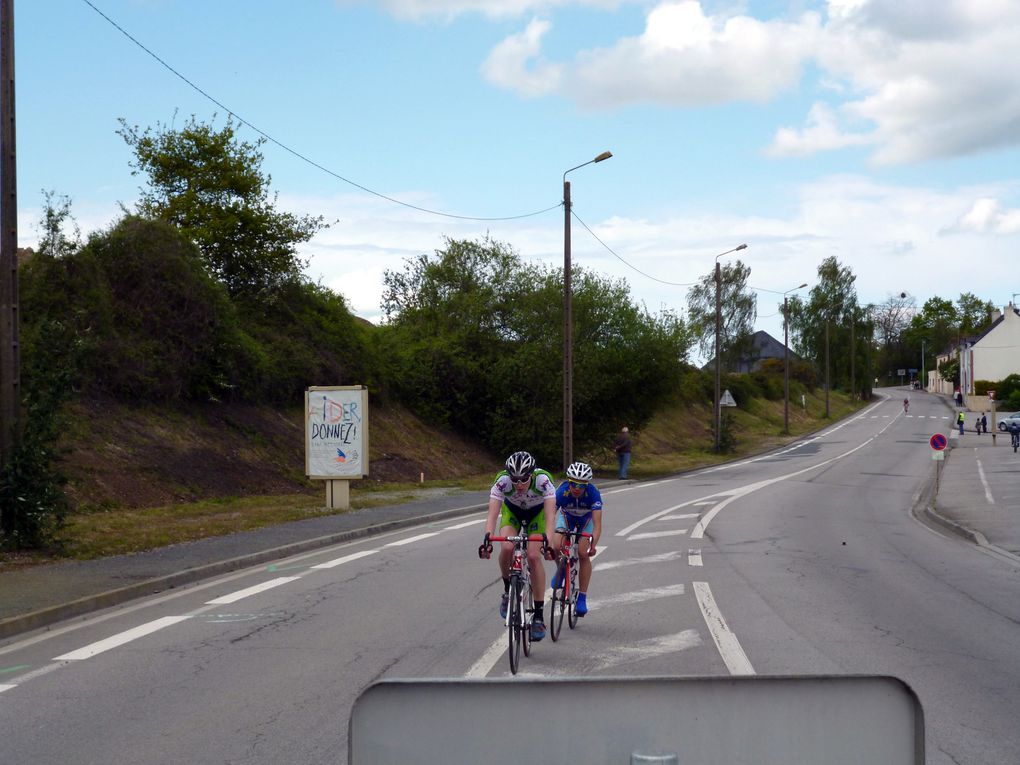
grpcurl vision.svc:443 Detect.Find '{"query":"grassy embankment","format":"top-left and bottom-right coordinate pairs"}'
top-left (9, 389), bottom-right (866, 565)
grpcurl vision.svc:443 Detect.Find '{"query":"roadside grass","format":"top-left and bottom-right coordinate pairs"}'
top-left (3, 475), bottom-right (494, 565)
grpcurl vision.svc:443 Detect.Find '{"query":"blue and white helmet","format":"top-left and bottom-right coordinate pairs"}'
top-left (565, 462), bottom-right (593, 482)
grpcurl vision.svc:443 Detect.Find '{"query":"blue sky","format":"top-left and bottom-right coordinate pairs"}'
top-left (12, 0), bottom-right (1020, 352)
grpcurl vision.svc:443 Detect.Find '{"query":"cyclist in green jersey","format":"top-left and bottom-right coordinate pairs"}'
top-left (480, 451), bottom-right (556, 641)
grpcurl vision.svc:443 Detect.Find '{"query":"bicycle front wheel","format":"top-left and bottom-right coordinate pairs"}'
top-left (508, 575), bottom-right (522, 675)
top-left (567, 560), bottom-right (580, 629)
top-left (550, 560), bottom-right (566, 641)
top-left (522, 581), bottom-right (534, 657)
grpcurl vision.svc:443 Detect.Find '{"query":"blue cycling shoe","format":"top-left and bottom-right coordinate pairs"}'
top-left (576, 593), bottom-right (588, 616)
top-left (551, 564), bottom-right (565, 590)
top-left (499, 593), bottom-right (509, 619)
top-left (531, 618), bottom-right (546, 641)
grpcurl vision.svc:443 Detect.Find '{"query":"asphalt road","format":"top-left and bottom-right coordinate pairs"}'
top-left (1, 391), bottom-right (1018, 764)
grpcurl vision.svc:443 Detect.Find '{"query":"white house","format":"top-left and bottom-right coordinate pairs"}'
top-left (956, 303), bottom-right (1020, 404)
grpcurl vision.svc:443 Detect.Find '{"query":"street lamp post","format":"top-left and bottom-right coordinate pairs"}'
top-left (713, 243), bottom-right (748, 452)
top-left (563, 150), bottom-right (612, 470)
top-left (783, 283), bottom-right (808, 434)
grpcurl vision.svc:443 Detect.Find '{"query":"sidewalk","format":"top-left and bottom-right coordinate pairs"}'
top-left (923, 392), bottom-right (1020, 563)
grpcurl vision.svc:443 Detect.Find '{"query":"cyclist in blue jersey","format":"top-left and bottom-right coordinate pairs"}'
top-left (550, 461), bottom-right (603, 617)
top-left (479, 451), bottom-right (556, 640)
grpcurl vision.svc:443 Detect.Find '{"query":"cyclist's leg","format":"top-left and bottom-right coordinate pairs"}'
top-left (551, 509), bottom-right (568, 589)
top-left (577, 514), bottom-right (596, 592)
top-left (524, 513), bottom-right (546, 600)
top-left (497, 505), bottom-right (521, 617)
top-left (497, 504), bottom-right (521, 577)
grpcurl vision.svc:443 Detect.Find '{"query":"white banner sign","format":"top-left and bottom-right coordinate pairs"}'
top-left (305, 386), bottom-right (369, 479)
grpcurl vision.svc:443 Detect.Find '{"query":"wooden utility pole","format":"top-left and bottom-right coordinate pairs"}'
top-left (1, 0), bottom-right (20, 526)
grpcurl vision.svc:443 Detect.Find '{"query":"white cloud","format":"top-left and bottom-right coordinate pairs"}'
top-left (485, 2), bottom-right (821, 107)
top-left (774, 0), bottom-right (1020, 164)
top-left (768, 102), bottom-right (874, 158)
top-left (481, 18), bottom-right (562, 96)
top-left (945, 198), bottom-right (1020, 235)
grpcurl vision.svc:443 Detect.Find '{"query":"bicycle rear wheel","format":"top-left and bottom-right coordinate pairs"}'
top-left (549, 560), bottom-right (567, 641)
top-left (567, 559), bottom-right (580, 629)
top-left (508, 575), bottom-right (522, 675)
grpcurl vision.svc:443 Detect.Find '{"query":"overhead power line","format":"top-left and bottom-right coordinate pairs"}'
top-left (80, 0), bottom-right (559, 222)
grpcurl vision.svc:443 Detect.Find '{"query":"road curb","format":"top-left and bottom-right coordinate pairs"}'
top-left (0, 501), bottom-right (488, 642)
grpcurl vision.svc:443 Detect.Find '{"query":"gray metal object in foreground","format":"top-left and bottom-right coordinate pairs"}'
top-left (350, 676), bottom-right (924, 764)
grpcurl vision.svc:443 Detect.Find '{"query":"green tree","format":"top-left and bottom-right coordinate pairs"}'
top-left (118, 114), bottom-right (327, 297)
top-left (381, 236), bottom-right (691, 466)
top-left (788, 257), bottom-right (862, 392)
top-left (686, 260), bottom-right (756, 370)
top-left (956, 292), bottom-right (995, 336)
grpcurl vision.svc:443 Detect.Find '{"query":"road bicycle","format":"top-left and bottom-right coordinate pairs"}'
top-left (549, 529), bottom-right (592, 640)
top-left (484, 532), bottom-right (548, 675)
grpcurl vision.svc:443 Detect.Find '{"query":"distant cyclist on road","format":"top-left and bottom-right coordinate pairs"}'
top-left (479, 451), bottom-right (556, 641)
top-left (903, 397), bottom-right (909, 413)
top-left (551, 462), bottom-right (603, 617)
top-left (1008, 420), bottom-right (1020, 452)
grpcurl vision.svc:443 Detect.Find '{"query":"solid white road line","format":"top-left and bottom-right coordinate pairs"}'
top-left (593, 584), bottom-right (686, 609)
top-left (53, 616), bottom-right (193, 661)
top-left (384, 532), bottom-right (441, 547)
top-left (628, 529), bottom-right (688, 541)
top-left (594, 550), bottom-right (683, 571)
top-left (311, 550), bottom-right (378, 569)
top-left (659, 513), bottom-right (700, 520)
top-left (587, 630), bottom-right (701, 670)
top-left (445, 518), bottom-right (485, 530)
top-left (616, 498), bottom-right (705, 537)
top-left (0, 684), bottom-right (16, 693)
top-left (205, 576), bottom-right (301, 605)
top-left (693, 581), bottom-right (754, 675)
top-left (688, 549), bottom-right (703, 566)
top-left (465, 633), bottom-right (509, 679)
top-left (976, 456), bottom-right (995, 504)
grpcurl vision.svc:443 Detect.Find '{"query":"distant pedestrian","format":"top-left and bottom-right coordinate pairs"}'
top-left (957, 410), bottom-right (965, 435)
top-left (613, 426), bottom-right (632, 480)
top-left (975, 415), bottom-right (982, 435)
top-left (956, 391), bottom-right (964, 406)
top-left (981, 414), bottom-right (988, 434)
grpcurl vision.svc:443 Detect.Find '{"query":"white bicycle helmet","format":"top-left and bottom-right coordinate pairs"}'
top-left (565, 462), bottom-right (593, 482)
top-left (505, 451), bottom-right (536, 482)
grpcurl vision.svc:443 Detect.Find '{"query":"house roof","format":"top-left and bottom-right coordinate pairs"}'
top-left (970, 304), bottom-right (1020, 347)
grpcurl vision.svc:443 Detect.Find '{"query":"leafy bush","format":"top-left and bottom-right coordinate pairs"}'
top-left (0, 320), bottom-right (74, 549)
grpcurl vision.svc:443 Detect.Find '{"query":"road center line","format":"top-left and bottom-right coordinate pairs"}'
top-left (53, 616), bottom-right (193, 661)
top-left (693, 581), bottom-right (754, 676)
top-left (976, 456), bottom-right (994, 505)
top-left (384, 532), bottom-right (441, 547)
top-left (205, 576), bottom-right (302, 605)
top-left (311, 550), bottom-right (378, 569)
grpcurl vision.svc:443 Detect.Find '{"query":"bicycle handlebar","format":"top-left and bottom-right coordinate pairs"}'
top-left (488, 534), bottom-right (547, 543)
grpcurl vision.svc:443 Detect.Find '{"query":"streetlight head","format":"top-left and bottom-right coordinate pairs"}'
top-left (594, 151), bottom-right (613, 163)
top-left (798, 282), bottom-right (808, 289)
top-left (736, 243), bottom-right (748, 251)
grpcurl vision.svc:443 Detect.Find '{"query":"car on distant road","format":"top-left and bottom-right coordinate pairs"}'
top-left (997, 411), bottom-right (1020, 431)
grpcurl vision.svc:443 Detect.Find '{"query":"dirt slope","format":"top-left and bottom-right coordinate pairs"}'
top-left (59, 396), bottom-right (499, 511)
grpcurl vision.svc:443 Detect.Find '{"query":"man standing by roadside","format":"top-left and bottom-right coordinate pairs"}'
top-left (613, 426), bottom-right (632, 480)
